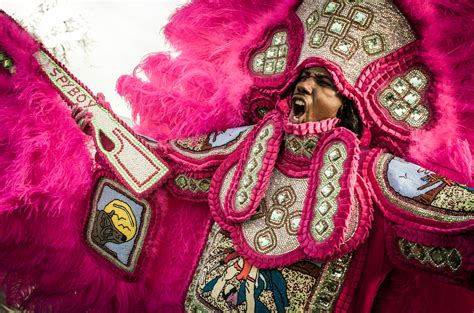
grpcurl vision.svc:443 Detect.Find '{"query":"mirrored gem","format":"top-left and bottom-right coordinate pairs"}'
top-left (258, 235), bottom-right (271, 248)
top-left (266, 46), bottom-right (278, 59)
top-left (391, 78), bottom-right (409, 96)
top-left (270, 208), bottom-right (285, 224)
top-left (324, 165), bottom-right (337, 179)
top-left (264, 60), bottom-right (276, 74)
top-left (252, 144), bottom-right (263, 155)
top-left (353, 11), bottom-right (368, 25)
top-left (317, 202), bottom-right (332, 215)
top-left (380, 90), bottom-right (398, 108)
top-left (391, 102), bottom-right (409, 120)
top-left (246, 159), bottom-right (258, 171)
top-left (324, 2), bottom-right (340, 15)
top-left (429, 247), bottom-right (446, 266)
top-left (237, 191), bottom-right (248, 205)
top-left (290, 216), bottom-right (301, 231)
top-left (328, 148), bottom-right (341, 161)
top-left (329, 264), bottom-right (344, 279)
top-left (243, 176), bottom-right (253, 188)
top-left (363, 34), bottom-right (384, 55)
top-left (407, 105), bottom-right (429, 127)
top-left (306, 11), bottom-right (319, 30)
top-left (175, 175), bottom-right (187, 189)
top-left (314, 220), bottom-right (329, 235)
top-left (447, 250), bottom-right (462, 270)
top-left (310, 28), bottom-right (327, 48)
top-left (404, 90), bottom-right (421, 106)
top-left (275, 59), bottom-right (286, 73)
top-left (272, 32), bottom-right (287, 45)
top-left (252, 53), bottom-right (265, 72)
top-left (321, 184), bottom-right (335, 197)
top-left (198, 180), bottom-right (210, 192)
top-left (278, 45), bottom-right (288, 57)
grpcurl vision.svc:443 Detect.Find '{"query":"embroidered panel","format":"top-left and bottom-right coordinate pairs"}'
top-left (398, 238), bottom-right (462, 272)
top-left (169, 126), bottom-right (253, 160)
top-left (284, 134), bottom-right (319, 158)
top-left (375, 153), bottom-right (474, 222)
top-left (235, 124), bottom-right (274, 211)
top-left (241, 169), bottom-right (309, 256)
top-left (311, 142), bottom-right (348, 241)
top-left (185, 223), bottom-right (353, 312)
top-left (34, 50), bottom-right (168, 195)
top-left (86, 177), bottom-right (151, 272)
top-left (378, 68), bottom-right (430, 128)
top-left (296, 0), bottom-right (416, 84)
top-left (251, 31), bottom-right (289, 75)
top-left (174, 174), bottom-right (211, 194)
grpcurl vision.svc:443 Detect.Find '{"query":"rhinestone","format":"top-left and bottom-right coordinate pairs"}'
top-left (404, 90), bottom-right (421, 106)
top-left (276, 191), bottom-right (290, 205)
top-left (412, 245), bottom-right (427, 261)
top-left (329, 20), bottom-right (346, 35)
top-left (237, 191), bottom-right (248, 205)
top-left (198, 180), bottom-right (210, 192)
top-left (324, 2), bottom-right (339, 15)
top-left (316, 294), bottom-right (332, 309)
top-left (380, 90), bottom-right (398, 107)
top-left (317, 202), bottom-right (331, 215)
top-left (278, 45), bottom-right (288, 57)
top-left (242, 176), bottom-right (253, 188)
top-left (175, 175), bottom-right (187, 189)
top-left (252, 144), bottom-right (263, 155)
top-left (275, 59), bottom-right (286, 73)
top-left (353, 11), bottom-right (368, 25)
top-left (288, 138), bottom-right (302, 152)
top-left (429, 247), bottom-right (446, 266)
top-left (266, 46), bottom-right (278, 59)
top-left (398, 239), bottom-right (412, 257)
top-left (272, 32), bottom-right (287, 45)
top-left (329, 265), bottom-right (344, 279)
top-left (314, 220), bottom-right (329, 235)
top-left (188, 180), bottom-right (198, 192)
top-left (391, 102), bottom-right (409, 120)
top-left (408, 72), bottom-right (426, 90)
top-left (324, 165), bottom-right (337, 179)
top-left (290, 216), bottom-right (301, 231)
top-left (391, 78), bottom-right (409, 96)
top-left (337, 40), bottom-right (353, 54)
top-left (321, 184), bottom-right (334, 197)
top-left (246, 159), bottom-right (258, 171)
top-left (263, 60), bottom-right (276, 74)
top-left (447, 250), bottom-right (462, 270)
top-left (306, 12), bottom-right (319, 30)
top-left (324, 281), bottom-right (338, 294)
top-left (270, 209), bottom-right (285, 223)
top-left (252, 53), bottom-right (265, 72)
top-left (257, 233), bottom-right (272, 248)
top-left (311, 30), bottom-right (326, 47)
top-left (304, 138), bottom-right (317, 152)
top-left (328, 148), bottom-right (341, 161)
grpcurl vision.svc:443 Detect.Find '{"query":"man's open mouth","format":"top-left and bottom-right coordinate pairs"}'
top-left (289, 96), bottom-right (307, 124)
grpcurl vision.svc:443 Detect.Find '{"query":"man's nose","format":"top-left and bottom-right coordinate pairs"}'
top-left (295, 80), bottom-right (314, 95)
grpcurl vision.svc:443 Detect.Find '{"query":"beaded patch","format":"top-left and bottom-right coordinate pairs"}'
top-left (374, 153), bottom-right (474, 223)
top-left (174, 174), bottom-right (211, 193)
top-left (169, 126), bottom-right (252, 160)
top-left (378, 68), bottom-right (430, 128)
top-left (234, 124), bottom-right (274, 211)
top-left (311, 143), bottom-right (348, 241)
top-left (398, 238), bottom-right (462, 272)
top-left (296, 0), bottom-right (416, 84)
top-left (251, 31), bottom-right (289, 75)
top-left (241, 169), bottom-right (309, 256)
top-left (34, 50), bottom-right (168, 195)
top-left (284, 134), bottom-right (319, 158)
top-left (185, 223), bottom-right (353, 312)
top-left (86, 177), bottom-right (151, 272)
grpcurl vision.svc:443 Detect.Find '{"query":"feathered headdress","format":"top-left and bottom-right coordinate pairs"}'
top-left (118, 0), bottom-right (474, 185)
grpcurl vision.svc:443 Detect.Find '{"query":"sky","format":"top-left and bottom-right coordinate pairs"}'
top-left (1, 0), bottom-right (188, 122)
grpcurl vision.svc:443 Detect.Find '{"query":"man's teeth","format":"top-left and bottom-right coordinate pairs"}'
top-left (294, 99), bottom-right (305, 107)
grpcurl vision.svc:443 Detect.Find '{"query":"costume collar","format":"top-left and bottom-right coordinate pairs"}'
top-left (283, 118), bottom-right (341, 136)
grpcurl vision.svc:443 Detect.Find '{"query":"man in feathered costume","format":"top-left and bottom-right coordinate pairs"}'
top-left (0, 0), bottom-right (473, 312)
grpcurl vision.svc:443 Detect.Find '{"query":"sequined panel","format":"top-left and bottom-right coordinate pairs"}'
top-left (376, 153), bottom-right (474, 222)
top-left (296, 0), bottom-right (416, 84)
top-left (251, 31), bottom-right (289, 75)
top-left (242, 169), bottom-right (309, 256)
top-left (311, 142), bottom-right (347, 241)
top-left (235, 125), bottom-right (274, 211)
top-left (378, 68), bottom-right (430, 128)
top-left (284, 134), bottom-right (319, 158)
top-left (174, 174), bottom-right (211, 193)
top-left (398, 238), bottom-right (462, 272)
top-left (169, 126), bottom-right (253, 160)
top-left (185, 223), bottom-right (353, 312)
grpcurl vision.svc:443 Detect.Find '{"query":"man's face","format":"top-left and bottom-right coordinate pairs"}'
top-left (289, 67), bottom-right (343, 123)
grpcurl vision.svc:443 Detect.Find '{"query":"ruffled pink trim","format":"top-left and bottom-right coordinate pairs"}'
top-left (284, 117), bottom-right (341, 136)
top-left (298, 128), bottom-right (362, 261)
